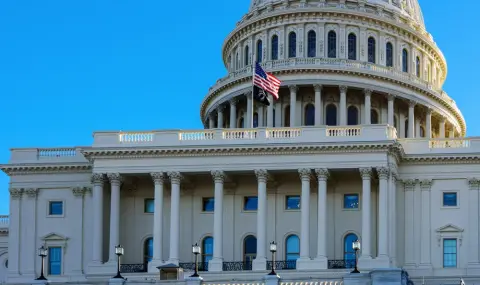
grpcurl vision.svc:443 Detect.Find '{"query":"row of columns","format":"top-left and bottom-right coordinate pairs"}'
top-left (208, 85), bottom-right (455, 139)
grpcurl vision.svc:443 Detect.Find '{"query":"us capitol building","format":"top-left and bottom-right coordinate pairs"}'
top-left (0, 0), bottom-right (477, 284)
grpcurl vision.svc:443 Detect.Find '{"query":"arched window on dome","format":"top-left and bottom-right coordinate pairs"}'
top-left (202, 237), bottom-right (213, 265)
top-left (289, 32), bottom-right (297, 58)
top-left (386, 42), bottom-right (394, 67)
top-left (305, 104), bottom-right (315, 126)
top-left (420, 126), bottom-right (426, 138)
top-left (405, 119), bottom-right (409, 138)
top-left (284, 105), bottom-right (291, 127)
top-left (253, 112), bottom-right (259, 128)
top-left (371, 109), bottom-right (379, 125)
top-left (328, 31), bottom-right (337, 58)
top-left (236, 52), bottom-right (240, 70)
top-left (348, 33), bottom-right (357, 60)
top-left (273, 109), bottom-right (276, 127)
top-left (416, 56), bottom-right (421, 78)
top-left (228, 55), bottom-right (232, 71)
top-left (144, 238), bottom-right (153, 265)
top-left (344, 233), bottom-right (358, 269)
top-left (325, 104), bottom-right (337, 126)
top-left (347, 106), bottom-right (359, 126)
top-left (285, 235), bottom-right (300, 261)
top-left (244, 45), bottom-right (250, 66)
top-left (368, 37), bottom-right (376, 64)
top-left (402, 49), bottom-right (409, 73)
top-left (271, 35), bottom-right (279, 60)
top-left (257, 40), bottom-right (263, 63)
top-left (307, 30), bottom-right (316, 58)
top-left (428, 63), bottom-right (432, 82)
top-left (243, 235), bottom-right (257, 269)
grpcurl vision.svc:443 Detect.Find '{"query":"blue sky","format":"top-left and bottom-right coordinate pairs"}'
top-left (0, 0), bottom-right (478, 214)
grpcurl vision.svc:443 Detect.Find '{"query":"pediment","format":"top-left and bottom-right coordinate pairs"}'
top-left (436, 224), bottom-right (464, 233)
top-left (41, 232), bottom-right (69, 241)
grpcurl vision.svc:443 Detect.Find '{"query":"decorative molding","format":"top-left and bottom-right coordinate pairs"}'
top-left (420, 179), bottom-right (433, 190)
top-left (288, 85), bottom-right (298, 93)
top-left (315, 168), bottom-right (330, 181)
top-left (168, 171), bottom-right (183, 185)
top-left (359, 167), bottom-right (372, 179)
top-left (313, 84), bottom-right (323, 92)
top-left (403, 179), bottom-right (416, 191)
top-left (339, 85), bottom-right (348, 93)
top-left (1, 164), bottom-right (92, 176)
top-left (435, 224), bottom-right (464, 246)
top-left (254, 169), bottom-right (269, 183)
top-left (468, 178), bottom-right (480, 190)
top-left (211, 170), bottom-right (227, 183)
top-left (151, 172), bottom-right (165, 184)
top-left (72, 186), bottom-right (90, 197)
top-left (107, 173), bottom-right (123, 186)
top-left (9, 188), bottom-right (23, 199)
top-left (376, 167), bottom-right (389, 180)
top-left (298, 168), bottom-right (312, 181)
top-left (91, 173), bottom-right (104, 185)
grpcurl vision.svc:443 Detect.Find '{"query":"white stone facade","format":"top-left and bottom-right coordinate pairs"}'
top-left (0, 1), bottom-right (478, 285)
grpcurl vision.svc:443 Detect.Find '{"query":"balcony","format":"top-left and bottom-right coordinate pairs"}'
top-left (0, 215), bottom-right (9, 232)
top-left (400, 138), bottom-right (480, 155)
top-left (7, 147), bottom-right (89, 164)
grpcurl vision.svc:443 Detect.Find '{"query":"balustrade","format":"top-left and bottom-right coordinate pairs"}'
top-left (222, 261), bottom-right (253, 271)
top-left (326, 127), bottom-right (361, 137)
top-left (222, 130), bottom-right (258, 140)
top-left (38, 148), bottom-right (76, 158)
top-left (119, 132), bottom-right (155, 143)
top-left (0, 215), bottom-right (9, 228)
top-left (266, 128), bottom-right (302, 139)
top-left (179, 131), bottom-right (215, 141)
top-left (429, 139), bottom-right (470, 149)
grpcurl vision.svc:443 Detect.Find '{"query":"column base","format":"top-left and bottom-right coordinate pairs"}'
top-left (311, 256), bottom-right (328, 270)
top-left (253, 257), bottom-right (267, 271)
top-left (467, 263), bottom-right (480, 275)
top-left (208, 258), bottom-right (223, 272)
top-left (402, 263), bottom-right (416, 270)
top-left (370, 256), bottom-right (391, 269)
top-left (358, 255), bottom-right (372, 270)
top-left (296, 257), bottom-right (317, 270)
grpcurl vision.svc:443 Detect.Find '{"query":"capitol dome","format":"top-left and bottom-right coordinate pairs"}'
top-left (201, 0), bottom-right (464, 138)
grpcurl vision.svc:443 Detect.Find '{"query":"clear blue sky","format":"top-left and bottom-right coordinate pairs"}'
top-left (0, 0), bottom-right (478, 214)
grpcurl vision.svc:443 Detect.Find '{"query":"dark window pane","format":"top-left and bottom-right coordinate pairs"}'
top-left (386, 43), bottom-right (393, 67)
top-left (371, 110), bottom-right (379, 124)
top-left (144, 238), bottom-right (153, 263)
top-left (307, 30), bottom-right (316, 58)
top-left (289, 32), bottom-right (296, 58)
top-left (286, 196), bottom-right (300, 210)
top-left (368, 37), bottom-right (376, 63)
top-left (271, 36), bottom-right (278, 60)
top-left (244, 197), bottom-right (258, 211)
top-left (348, 33), bottom-right (356, 60)
top-left (284, 105), bottom-right (291, 127)
top-left (245, 46), bottom-right (250, 66)
top-left (144, 199), bottom-right (154, 213)
top-left (416, 57), bottom-right (421, 78)
top-left (328, 31), bottom-right (337, 58)
top-left (443, 239), bottom-right (457, 268)
top-left (347, 106), bottom-right (358, 125)
top-left (443, 193), bottom-right (457, 207)
top-left (402, 49), bottom-right (408, 73)
top-left (326, 104), bottom-right (337, 126)
top-left (48, 247), bottom-right (62, 275)
top-left (49, 202), bottom-right (63, 215)
top-left (305, 104), bottom-right (315, 126)
top-left (203, 198), bottom-right (215, 212)
top-left (344, 194), bottom-right (359, 209)
top-left (257, 40), bottom-right (263, 63)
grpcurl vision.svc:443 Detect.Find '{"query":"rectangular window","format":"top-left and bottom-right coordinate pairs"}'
top-left (48, 201), bottom-right (63, 216)
top-left (202, 198), bottom-right (215, 212)
top-left (443, 193), bottom-right (457, 207)
top-left (244, 197), bottom-right (258, 211)
top-left (443, 239), bottom-right (457, 268)
top-left (48, 247), bottom-right (62, 275)
top-left (285, 196), bottom-right (300, 210)
top-left (144, 199), bottom-right (154, 213)
top-left (344, 194), bottom-right (359, 209)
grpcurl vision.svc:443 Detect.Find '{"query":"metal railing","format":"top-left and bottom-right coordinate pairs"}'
top-left (223, 261), bottom-right (253, 271)
top-left (179, 262), bottom-right (209, 272)
top-left (120, 264), bottom-right (147, 273)
top-left (327, 260), bottom-right (356, 269)
top-left (267, 260), bottom-right (297, 270)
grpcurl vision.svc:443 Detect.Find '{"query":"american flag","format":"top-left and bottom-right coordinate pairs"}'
top-left (253, 62), bottom-right (281, 100)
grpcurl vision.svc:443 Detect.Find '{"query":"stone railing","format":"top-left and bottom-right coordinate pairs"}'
top-left (400, 138), bottom-right (480, 155)
top-left (8, 147), bottom-right (89, 164)
top-left (0, 215), bottom-right (9, 229)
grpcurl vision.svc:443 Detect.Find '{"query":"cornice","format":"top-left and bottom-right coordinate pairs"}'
top-left (402, 155), bottom-right (480, 165)
top-left (0, 163), bottom-right (92, 176)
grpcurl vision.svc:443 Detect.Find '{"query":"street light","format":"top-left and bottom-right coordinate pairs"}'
top-left (268, 241), bottom-right (277, 276)
top-left (351, 240), bottom-right (361, 273)
top-left (113, 245), bottom-right (124, 279)
top-left (191, 243), bottom-right (201, 278)
top-left (35, 245), bottom-right (48, 281)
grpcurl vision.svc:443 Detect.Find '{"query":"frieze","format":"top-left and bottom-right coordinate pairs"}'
top-left (1, 164), bottom-right (92, 176)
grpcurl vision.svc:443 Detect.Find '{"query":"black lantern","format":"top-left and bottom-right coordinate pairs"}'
top-left (113, 245), bottom-right (124, 279)
top-left (35, 245), bottom-right (48, 280)
top-left (351, 240), bottom-right (361, 273)
top-left (190, 243), bottom-right (201, 277)
top-left (268, 241), bottom-right (277, 275)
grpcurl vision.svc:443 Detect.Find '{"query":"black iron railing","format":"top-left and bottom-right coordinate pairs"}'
top-left (327, 260), bottom-right (356, 269)
top-left (120, 264), bottom-right (147, 273)
top-left (267, 260), bottom-right (297, 270)
top-left (179, 262), bottom-right (209, 272)
top-left (223, 261), bottom-right (253, 271)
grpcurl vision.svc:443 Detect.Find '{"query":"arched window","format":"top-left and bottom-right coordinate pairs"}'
top-left (257, 40), bottom-right (263, 63)
top-left (428, 63), bottom-right (432, 81)
top-left (347, 106), bottom-right (359, 125)
top-left (228, 55), bottom-right (232, 70)
top-left (344, 233), bottom-right (358, 268)
top-left (202, 237), bottom-right (213, 265)
top-left (271, 35), bottom-right (279, 60)
top-left (236, 52), bottom-right (240, 69)
top-left (273, 109), bottom-right (276, 128)
top-left (253, 112), bottom-right (259, 128)
top-left (245, 46), bottom-right (250, 66)
top-left (326, 104), bottom-right (337, 126)
top-left (348, 33), bottom-right (357, 60)
top-left (420, 126), bottom-right (425, 138)
top-left (371, 110), bottom-right (379, 125)
top-left (405, 119), bottom-right (409, 138)
top-left (144, 238), bottom-right (153, 264)
top-left (386, 42), bottom-right (393, 67)
top-left (305, 104), bottom-right (315, 126)
top-left (244, 235), bottom-right (257, 269)
top-left (285, 235), bottom-right (300, 260)
top-left (368, 37), bottom-right (376, 63)
top-left (307, 30), bottom-right (316, 58)
top-left (288, 32), bottom-right (297, 58)
top-left (284, 105), bottom-right (291, 127)
top-left (402, 49), bottom-right (409, 73)
top-left (416, 56), bottom-right (421, 78)
top-left (328, 31), bottom-right (337, 58)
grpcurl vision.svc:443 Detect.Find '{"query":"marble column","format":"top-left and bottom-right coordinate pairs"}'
top-left (297, 169), bottom-right (312, 269)
top-left (426, 108), bottom-right (432, 139)
top-left (209, 114), bottom-right (215, 129)
top-left (439, 117), bottom-right (446, 138)
top-left (267, 94), bottom-right (274, 128)
top-left (340, 86), bottom-right (347, 125)
top-left (359, 168), bottom-right (372, 261)
top-left (107, 173), bottom-right (123, 263)
top-left (468, 178), bottom-right (480, 271)
top-left (377, 167), bottom-right (389, 263)
top-left (419, 180), bottom-right (433, 270)
top-left (253, 169), bottom-right (269, 270)
top-left (387, 95), bottom-right (395, 126)
top-left (149, 173), bottom-right (165, 270)
top-left (8, 188), bottom-right (23, 276)
top-left (289, 85), bottom-right (297, 127)
top-left (71, 187), bottom-right (87, 275)
top-left (23, 188), bottom-right (38, 277)
top-left (364, 89), bottom-right (372, 125)
top-left (91, 174), bottom-right (105, 264)
top-left (217, 105), bottom-right (225, 129)
top-left (403, 179), bottom-right (416, 268)
top-left (314, 168), bottom-right (329, 269)
top-left (230, 99), bottom-right (238, 129)
top-left (258, 106), bottom-right (264, 127)
top-left (388, 166), bottom-right (398, 267)
top-left (246, 92), bottom-right (253, 128)
top-left (408, 101), bottom-right (416, 138)
top-left (168, 171), bottom-right (182, 264)
top-left (415, 118), bottom-right (421, 138)
top-left (314, 84), bottom-right (323, 126)
top-left (210, 170), bottom-right (226, 272)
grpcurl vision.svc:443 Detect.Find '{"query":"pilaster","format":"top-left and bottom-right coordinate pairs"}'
top-left (467, 178), bottom-right (480, 273)
top-left (297, 169), bottom-right (313, 270)
top-left (403, 179), bottom-right (416, 269)
top-left (253, 169), bottom-right (269, 271)
top-left (418, 179), bottom-right (433, 273)
top-left (358, 167), bottom-right (373, 268)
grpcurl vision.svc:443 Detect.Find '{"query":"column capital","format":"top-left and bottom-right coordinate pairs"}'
top-left (289, 85), bottom-right (298, 93)
top-left (339, 85), bottom-right (348, 93)
top-left (387, 94), bottom-right (396, 101)
top-left (91, 173), bottom-right (105, 185)
top-left (439, 115), bottom-right (447, 123)
top-left (376, 167), bottom-right (390, 180)
top-left (298, 168), bottom-right (312, 181)
top-left (9, 188), bottom-right (23, 200)
top-left (24, 188), bottom-right (38, 198)
top-left (468, 178), bottom-right (480, 190)
top-left (151, 172), bottom-right (165, 184)
top-left (72, 186), bottom-right (90, 197)
top-left (403, 179), bottom-right (416, 191)
top-left (229, 98), bottom-right (239, 106)
top-left (420, 179), bottom-right (433, 191)
top-left (364, 89), bottom-right (373, 96)
top-left (168, 172), bottom-right (183, 184)
top-left (217, 105), bottom-right (226, 113)
top-left (209, 112), bottom-right (216, 119)
top-left (426, 107), bottom-right (433, 115)
top-left (408, 100), bottom-right (417, 108)
top-left (314, 84), bottom-right (323, 92)
top-left (245, 91), bottom-right (253, 99)
top-left (359, 167), bottom-right (373, 179)
top-left (211, 170), bottom-right (226, 183)
top-left (107, 173), bottom-right (124, 186)
top-left (254, 169), bottom-right (270, 183)
top-left (315, 168), bottom-right (330, 181)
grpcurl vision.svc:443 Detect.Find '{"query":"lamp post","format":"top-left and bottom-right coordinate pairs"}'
top-left (35, 245), bottom-right (48, 281)
top-left (113, 245), bottom-right (124, 279)
top-left (268, 241), bottom-right (277, 275)
top-left (191, 243), bottom-right (201, 278)
top-left (351, 240), bottom-right (361, 273)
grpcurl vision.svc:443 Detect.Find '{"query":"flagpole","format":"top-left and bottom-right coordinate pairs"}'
top-left (251, 59), bottom-right (255, 129)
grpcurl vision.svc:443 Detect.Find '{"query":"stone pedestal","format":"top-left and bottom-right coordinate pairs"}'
top-left (253, 257), bottom-right (267, 271)
top-left (343, 273), bottom-right (370, 285)
top-left (264, 274), bottom-right (281, 285)
top-left (208, 258), bottom-right (223, 272)
top-left (296, 258), bottom-right (317, 270)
